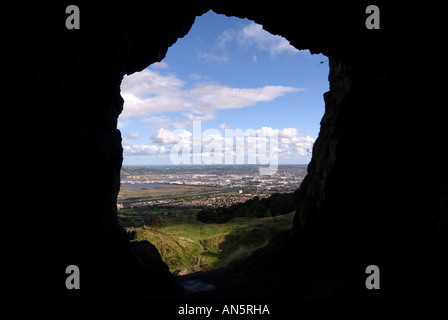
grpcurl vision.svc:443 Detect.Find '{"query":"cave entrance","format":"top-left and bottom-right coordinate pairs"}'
top-left (117, 10), bottom-right (328, 276)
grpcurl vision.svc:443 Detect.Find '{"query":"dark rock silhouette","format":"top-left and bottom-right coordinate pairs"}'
top-left (3, 1), bottom-right (446, 300)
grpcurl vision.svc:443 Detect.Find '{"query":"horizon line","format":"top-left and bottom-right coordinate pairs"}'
top-left (121, 163), bottom-right (309, 167)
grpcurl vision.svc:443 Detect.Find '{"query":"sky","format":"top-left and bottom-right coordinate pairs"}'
top-left (119, 10), bottom-right (329, 166)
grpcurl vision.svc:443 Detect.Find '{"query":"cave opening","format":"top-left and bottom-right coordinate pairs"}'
top-left (4, 1), bottom-right (446, 301)
top-left (117, 10), bottom-right (329, 278)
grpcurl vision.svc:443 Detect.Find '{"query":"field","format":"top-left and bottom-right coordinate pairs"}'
top-left (128, 213), bottom-right (294, 275)
top-left (117, 184), bottom-right (253, 227)
top-left (118, 185), bottom-right (222, 203)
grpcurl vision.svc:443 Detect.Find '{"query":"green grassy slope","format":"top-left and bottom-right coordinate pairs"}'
top-left (130, 213), bottom-right (294, 275)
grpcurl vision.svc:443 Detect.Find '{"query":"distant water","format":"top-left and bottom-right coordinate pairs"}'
top-left (120, 183), bottom-right (170, 189)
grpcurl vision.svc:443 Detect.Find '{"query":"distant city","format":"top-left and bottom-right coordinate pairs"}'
top-left (119, 165), bottom-right (307, 211)
top-left (121, 164), bottom-right (307, 193)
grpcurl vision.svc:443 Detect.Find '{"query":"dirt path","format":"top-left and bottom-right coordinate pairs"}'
top-left (196, 239), bottom-right (205, 268)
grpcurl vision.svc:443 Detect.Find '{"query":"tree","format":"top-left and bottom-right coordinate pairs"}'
top-left (249, 200), bottom-right (268, 218)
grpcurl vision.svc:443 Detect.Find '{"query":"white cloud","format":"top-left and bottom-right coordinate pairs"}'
top-left (219, 123), bottom-right (232, 130)
top-left (122, 128), bottom-right (191, 157)
top-left (186, 84), bottom-right (302, 114)
top-left (150, 128), bottom-right (192, 146)
top-left (126, 144), bottom-right (159, 155)
top-left (279, 127), bottom-right (300, 138)
top-left (120, 68), bottom-right (184, 97)
top-left (200, 22), bottom-right (305, 64)
top-left (151, 61), bottom-right (169, 69)
top-left (239, 23), bottom-right (299, 56)
top-left (122, 126), bottom-right (314, 160)
top-left (217, 28), bottom-right (235, 48)
top-left (120, 68), bottom-right (304, 128)
top-left (142, 116), bottom-right (194, 130)
top-left (189, 73), bottom-right (208, 81)
top-left (197, 51), bottom-right (229, 63)
top-left (124, 132), bottom-right (140, 140)
top-left (117, 119), bottom-right (128, 129)
top-left (141, 113), bottom-right (217, 129)
top-left (215, 22), bottom-right (301, 57)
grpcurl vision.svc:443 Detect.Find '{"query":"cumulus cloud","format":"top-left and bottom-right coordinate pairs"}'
top-left (121, 68), bottom-right (184, 97)
top-left (150, 128), bottom-right (192, 146)
top-left (122, 128), bottom-right (190, 156)
top-left (122, 143), bottom-right (160, 156)
top-left (122, 126), bottom-right (314, 161)
top-left (276, 128), bottom-right (314, 158)
top-left (120, 68), bottom-right (304, 128)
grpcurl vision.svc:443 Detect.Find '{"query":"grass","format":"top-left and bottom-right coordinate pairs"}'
top-left (129, 213), bottom-right (294, 275)
top-left (158, 217), bottom-right (254, 240)
top-left (118, 185), bottom-right (217, 201)
top-left (132, 227), bottom-right (202, 274)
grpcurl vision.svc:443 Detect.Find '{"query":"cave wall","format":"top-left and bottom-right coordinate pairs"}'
top-left (3, 1), bottom-right (446, 299)
top-left (289, 57), bottom-right (447, 298)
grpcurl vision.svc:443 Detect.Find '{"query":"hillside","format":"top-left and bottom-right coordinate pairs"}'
top-left (128, 213), bottom-right (294, 275)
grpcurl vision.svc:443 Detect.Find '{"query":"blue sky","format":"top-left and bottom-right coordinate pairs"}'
top-left (119, 10), bottom-right (329, 166)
